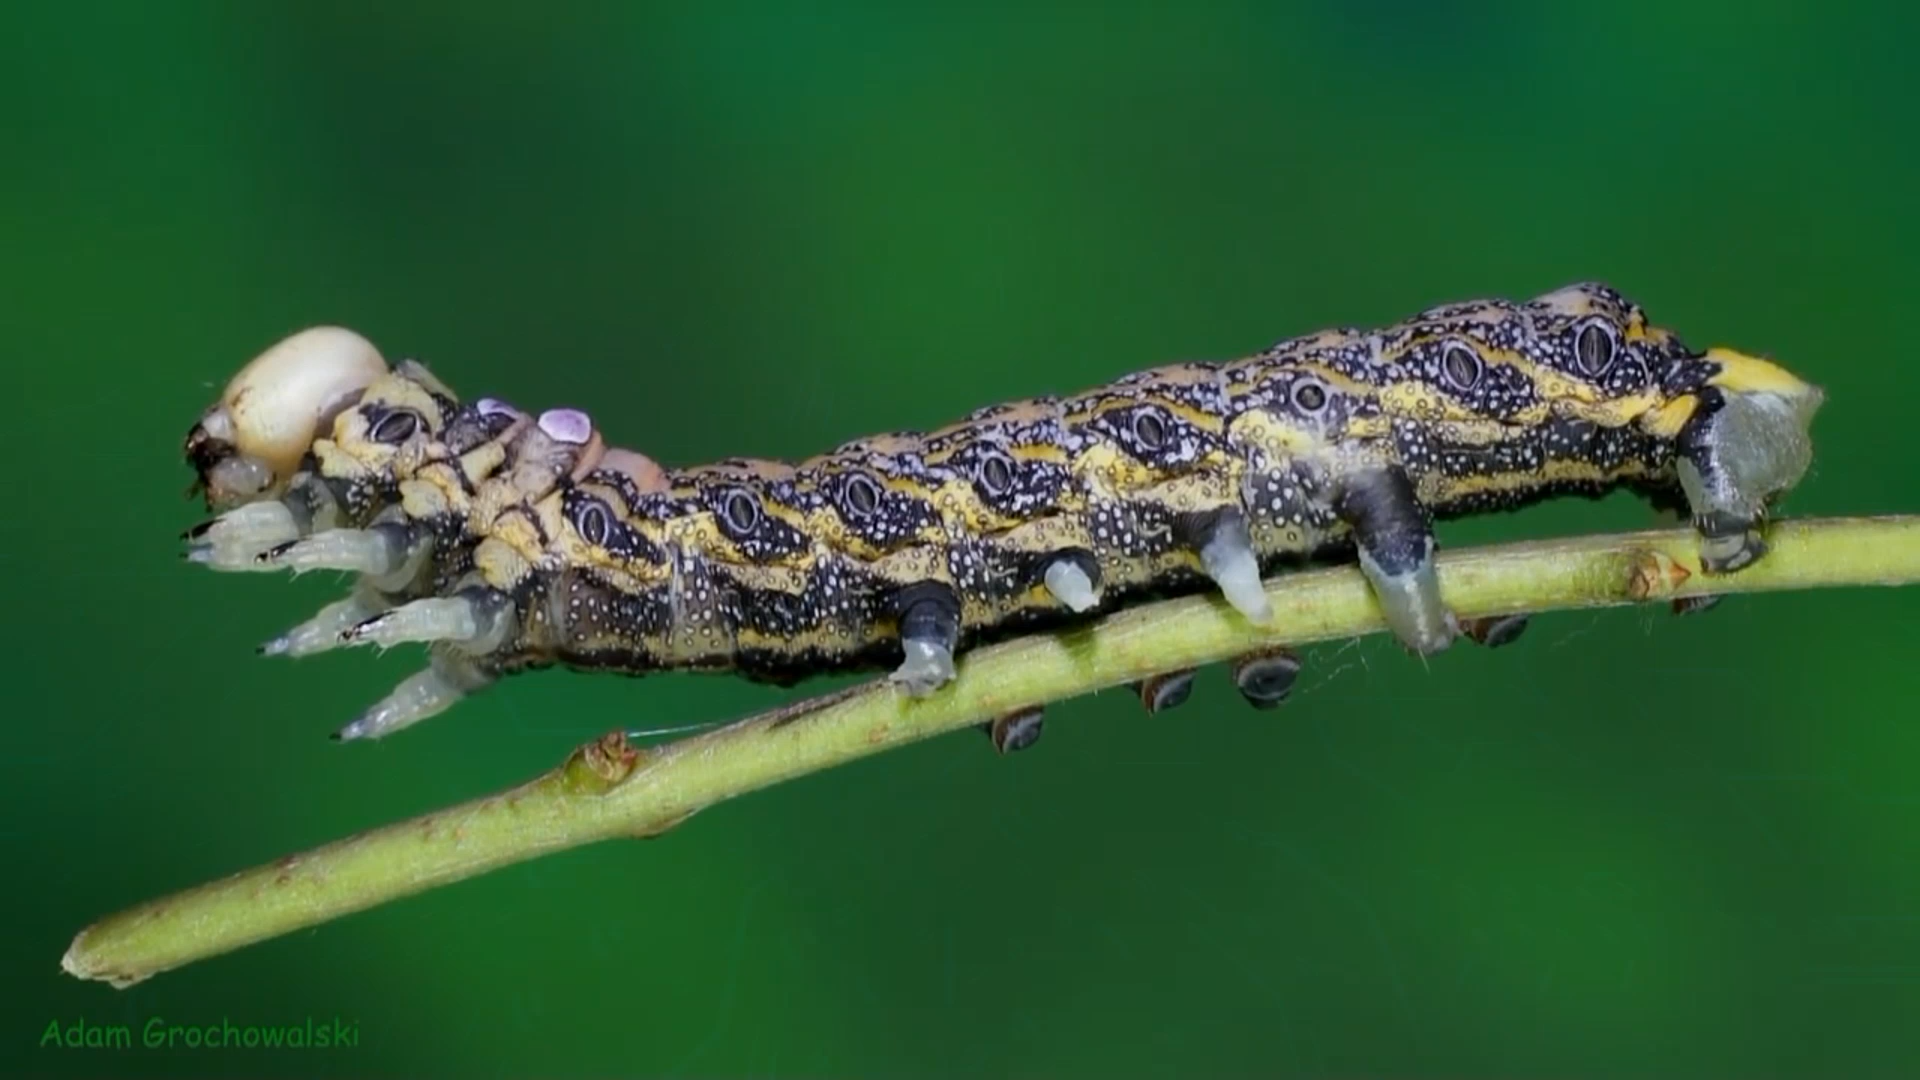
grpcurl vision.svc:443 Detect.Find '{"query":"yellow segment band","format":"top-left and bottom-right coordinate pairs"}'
top-left (1704, 347), bottom-right (1818, 398)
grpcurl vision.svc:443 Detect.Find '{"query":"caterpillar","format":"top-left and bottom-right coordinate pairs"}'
top-left (180, 283), bottom-right (1823, 744)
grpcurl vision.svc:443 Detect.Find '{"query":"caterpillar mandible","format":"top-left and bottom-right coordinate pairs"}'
top-left (181, 283), bottom-right (1824, 743)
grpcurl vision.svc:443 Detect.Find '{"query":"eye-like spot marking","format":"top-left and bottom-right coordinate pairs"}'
top-left (1291, 379), bottom-right (1327, 413)
top-left (1087, 404), bottom-right (1196, 465)
top-left (722, 488), bottom-right (761, 535)
top-left (1132, 408), bottom-right (1168, 452)
top-left (369, 408), bottom-right (422, 445)
top-left (976, 448), bottom-right (1015, 496)
top-left (572, 495), bottom-right (613, 547)
top-left (841, 473), bottom-right (880, 519)
top-left (1576, 322), bottom-right (1616, 376)
top-left (1443, 344), bottom-right (1483, 390)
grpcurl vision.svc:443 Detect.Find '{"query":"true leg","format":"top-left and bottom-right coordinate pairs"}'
top-left (333, 651), bottom-right (496, 742)
top-left (260, 587), bottom-right (390, 658)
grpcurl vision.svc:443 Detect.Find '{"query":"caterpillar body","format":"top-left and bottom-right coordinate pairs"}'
top-left (182, 283), bottom-right (1823, 743)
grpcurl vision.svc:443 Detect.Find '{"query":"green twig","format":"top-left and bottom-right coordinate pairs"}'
top-left (62, 516), bottom-right (1920, 988)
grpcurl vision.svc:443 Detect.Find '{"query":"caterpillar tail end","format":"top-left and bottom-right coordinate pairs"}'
top-left (1681, 347), bottom-right (1825, 575)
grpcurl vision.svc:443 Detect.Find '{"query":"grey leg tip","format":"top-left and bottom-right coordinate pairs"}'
top-left (1231, 648), bottom-right (1302, 710)
top-left (1135, 669), bottom-right (1197, 715)
top-left (1671, 595), bottom-right (1725, 617)
top-left (890, 640), bottom-right (957, 698)
top-left (1700, 531), bottom-right (1766, 574)
top-left (983, 707), bottom-right (1045, 754)
top-left (1459, 614), bottom-right (1530, 649)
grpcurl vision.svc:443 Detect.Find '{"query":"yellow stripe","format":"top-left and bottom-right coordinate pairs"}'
top-left (1703, 347), bottom-right (1817, 398)
top-left (1427, 458), bottom-right (1655, 501)
top-left (1638, 395), bottom-right (1699, 439)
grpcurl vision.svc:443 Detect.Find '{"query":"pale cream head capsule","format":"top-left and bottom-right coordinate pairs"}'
top-left (185, 326), bottom-right (388, 509)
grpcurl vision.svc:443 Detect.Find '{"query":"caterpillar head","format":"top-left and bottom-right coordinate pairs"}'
top-left (184, 326), bottom-right (388, 511)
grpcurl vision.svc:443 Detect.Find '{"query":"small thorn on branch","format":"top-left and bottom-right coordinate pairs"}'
top-left (1625, 548), bottom-right (1693, 601)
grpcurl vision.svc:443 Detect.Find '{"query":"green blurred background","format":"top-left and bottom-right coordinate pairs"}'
top-left (5, 2), bottom-right (1918, 1076)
